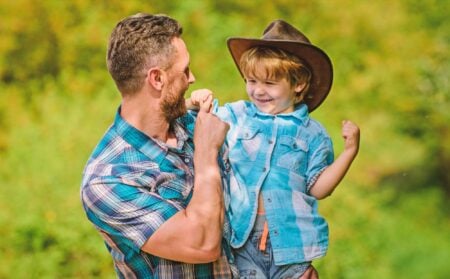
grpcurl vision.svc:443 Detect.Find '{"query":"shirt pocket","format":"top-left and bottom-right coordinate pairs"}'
top-left (276, 136), bottom-right (308, 173)
top-left (232, 126), bottom-right (262, 162)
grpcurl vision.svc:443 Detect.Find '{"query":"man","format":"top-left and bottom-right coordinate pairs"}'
top-left (81, 13), bottom-right (233, 278)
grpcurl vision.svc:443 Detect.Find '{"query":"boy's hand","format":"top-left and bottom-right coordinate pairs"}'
top-left (342, 120), bottom-right (360, 155)
top-left (310, 120), bottom-right (360, 199)
top-left (186, 89), bottom-right (214, 110)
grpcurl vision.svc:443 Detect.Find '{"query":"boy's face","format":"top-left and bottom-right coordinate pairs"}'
top-left (245, 74), bottom-right (304, 115)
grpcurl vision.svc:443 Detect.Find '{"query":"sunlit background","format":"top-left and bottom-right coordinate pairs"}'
top-left (0, 1), bottom-right (448, 278)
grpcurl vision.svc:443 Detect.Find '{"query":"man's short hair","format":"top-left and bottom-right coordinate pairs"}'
top-left (106, 13), bottom-right (183, 94)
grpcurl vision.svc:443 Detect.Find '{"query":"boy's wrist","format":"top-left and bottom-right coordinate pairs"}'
top-left (185, 98), bottom-right (200, 110)
top-left (343, 146), bottom-right (359, 159)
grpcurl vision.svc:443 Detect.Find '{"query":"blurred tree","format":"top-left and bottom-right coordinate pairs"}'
top-left (0, 0), bottom-right (449, 277)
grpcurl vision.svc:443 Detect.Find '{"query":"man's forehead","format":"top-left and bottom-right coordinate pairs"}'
top-left (171, 37), bottom-right (190, 65)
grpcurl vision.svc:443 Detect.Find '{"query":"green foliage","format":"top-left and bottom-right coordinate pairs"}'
top-left (0, 0), bottom-right (448, 278)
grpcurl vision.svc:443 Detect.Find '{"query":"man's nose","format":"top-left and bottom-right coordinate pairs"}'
top-left (188, 71), bottom-right (195, 84)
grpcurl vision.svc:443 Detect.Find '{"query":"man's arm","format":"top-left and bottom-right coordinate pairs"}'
top-left (142, 95), bottom-right (229, 263)
top-left (309, 120), bottom-right (360, 200)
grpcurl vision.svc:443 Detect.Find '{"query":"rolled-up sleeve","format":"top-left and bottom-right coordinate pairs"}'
top-left (81, 180), bottom-right (181, 251)
top-left (305, 135), bottom-right (334, 191)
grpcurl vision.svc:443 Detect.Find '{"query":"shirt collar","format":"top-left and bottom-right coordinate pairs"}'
top-left (113, 107), bottom-right (190, 164)
top-left (246, 102), bottom-right (310, 126)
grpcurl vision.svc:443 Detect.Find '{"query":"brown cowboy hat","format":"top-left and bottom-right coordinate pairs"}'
top-left (227, 19), bottom-right (333, 112)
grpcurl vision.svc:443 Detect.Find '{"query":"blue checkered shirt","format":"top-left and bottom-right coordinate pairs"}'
top-left (81, 108), bottom-right (235, 278)
top-left (215, 101), bottom-right (334, 265)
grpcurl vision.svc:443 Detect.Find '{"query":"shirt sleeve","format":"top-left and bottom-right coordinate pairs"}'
top-left (213, 99), bottom-right (235, 124)
top-left (81, 181), bottom-right (181, 252)
top-left (181, 110), bottom-right (197, 134)
top-left (305, 134), bottom-right (334, 191)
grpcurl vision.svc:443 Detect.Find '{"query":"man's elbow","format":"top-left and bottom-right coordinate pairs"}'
top-left (182, 246), bottom-right (220, 263)
top-left (204, 249), bottom-right (221, 263)
top-left (197, 243), bottom-right (221, 263)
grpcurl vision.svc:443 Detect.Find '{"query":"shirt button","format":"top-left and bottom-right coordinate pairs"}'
top-left (268, 140), bottom-right (273, 144)
top-left (267, 198), bottom-right (272, 203)
top-left (184, 158), bottom-right (190, 163)
top-left (262, 167), bottom-right (267, 172)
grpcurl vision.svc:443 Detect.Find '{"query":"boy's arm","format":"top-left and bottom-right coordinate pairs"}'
top-left (185, 97), bottom-right (195, 110)
top-left (309, 120), bottom-right (360, 200)
top-left (186, 89), bottom-right (213, 111)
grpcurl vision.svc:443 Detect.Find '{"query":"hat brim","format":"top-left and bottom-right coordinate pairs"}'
top-left (227, 37), bottom-right (333, 112)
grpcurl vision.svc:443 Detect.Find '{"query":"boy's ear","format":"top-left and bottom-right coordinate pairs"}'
top-left (294, 82), bottom-right (306, 94)
top-left (147, 67), bottom-right (165, 91)
top-left (293, 83), bottom-right (306, 102)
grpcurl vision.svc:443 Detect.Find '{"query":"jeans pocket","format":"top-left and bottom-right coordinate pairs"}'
top-left (239, 269), bottom-right (258, 279)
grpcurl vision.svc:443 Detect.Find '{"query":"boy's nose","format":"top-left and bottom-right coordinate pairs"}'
top-left (253, 86), bottom-right (265, 95)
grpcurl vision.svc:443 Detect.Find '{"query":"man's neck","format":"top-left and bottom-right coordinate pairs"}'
top-left (120, 94), bottom-right (174, 145)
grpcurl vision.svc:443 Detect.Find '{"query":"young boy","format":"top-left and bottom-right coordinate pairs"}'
top-left (188, 19), bottom-right (360, 278)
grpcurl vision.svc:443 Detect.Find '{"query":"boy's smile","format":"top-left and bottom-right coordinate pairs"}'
top-left (245, 76), bottom-right (303, 115)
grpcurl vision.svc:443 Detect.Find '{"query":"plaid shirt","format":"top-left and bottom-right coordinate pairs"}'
top-left (81, 108), bottom-right (235, 278)
top-left (215, 101), bottom-right (334, 265)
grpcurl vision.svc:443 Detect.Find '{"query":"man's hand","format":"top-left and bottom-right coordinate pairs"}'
top-left (194, 94), bottom-right (229, 153)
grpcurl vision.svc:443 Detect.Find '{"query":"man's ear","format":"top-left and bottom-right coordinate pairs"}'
top-left (147, 67), bottom-right (164, 91)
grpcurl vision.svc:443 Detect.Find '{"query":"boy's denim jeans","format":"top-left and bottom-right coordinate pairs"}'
top-left (234, 214), bottom-right (311, 278)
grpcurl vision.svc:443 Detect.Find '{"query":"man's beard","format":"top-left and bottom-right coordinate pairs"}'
top-left (160, 85), bottom-right (187, 123)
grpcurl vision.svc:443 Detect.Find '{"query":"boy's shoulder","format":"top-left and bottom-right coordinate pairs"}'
top-left (217, 100), bottom-right (251, 119)
top-left (223, 100), bottom-right (250, 111)
top-left (304, 116), bottom-right (331, 139)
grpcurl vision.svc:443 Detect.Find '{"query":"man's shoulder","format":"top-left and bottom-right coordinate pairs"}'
top-left (81, 126), bottom-right (158, 190)
top-left (84, 126), bottom-right (126, 167)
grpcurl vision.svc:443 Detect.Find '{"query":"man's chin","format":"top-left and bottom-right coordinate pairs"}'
top-left (164, 106), bottom-right (187, 122)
